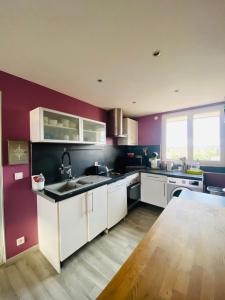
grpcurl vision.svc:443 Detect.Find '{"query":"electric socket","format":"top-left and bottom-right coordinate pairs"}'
top-left (14, 172), bottom-right (23, 180)
top-left (16, 236), bottom-right (25, 246)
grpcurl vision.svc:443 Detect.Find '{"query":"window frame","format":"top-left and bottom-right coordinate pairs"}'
top-left (161, 104), bottom-right (225, 166)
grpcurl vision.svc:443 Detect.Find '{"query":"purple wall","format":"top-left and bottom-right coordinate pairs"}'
top-left (137, 101), bottom-right (225, 145)
top-left (0, 70), bottom-right (112, 258)
top-left (138, 114), bottom-right (162, 145)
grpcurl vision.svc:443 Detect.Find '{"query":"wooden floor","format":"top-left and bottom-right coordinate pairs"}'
top-left (0, 205), bottom-right (162, 300)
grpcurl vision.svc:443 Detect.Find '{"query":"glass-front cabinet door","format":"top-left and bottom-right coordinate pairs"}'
top-left (30, 107), bottom-right (106, 144)
top-left (43, 110), bottom-right (80, 142)
top-left (82, 119), bottom-right (106, 144)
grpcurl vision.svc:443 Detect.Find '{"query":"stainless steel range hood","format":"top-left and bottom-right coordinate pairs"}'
top-left (108, 108), bottom-right (126, 137)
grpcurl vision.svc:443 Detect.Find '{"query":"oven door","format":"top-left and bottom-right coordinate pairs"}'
top-left (128, 182), bottom-right (140, 200)
top-left (127, 182), bottom-right (140, 210)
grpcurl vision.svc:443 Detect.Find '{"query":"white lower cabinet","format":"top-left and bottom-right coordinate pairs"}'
top-left (107, 179), bottom-right (127, 229)
top-left (59, 193), bottom-right (88, 261)
top-left (37, 173), bottom-right (169, 273)
top-left (87, 185), bottom-right (108, 241)
top-left (141, 173), bottom-right (167, 208)
top-left (37, 185), bottom-right (108, 273)
top-left (59, 185), bottom-right (108, 261)
top-left (37, 195), bottom-right (61, 273)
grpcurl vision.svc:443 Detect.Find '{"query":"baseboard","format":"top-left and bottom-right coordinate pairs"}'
top-left (5, 244), bottom-right (39, 266)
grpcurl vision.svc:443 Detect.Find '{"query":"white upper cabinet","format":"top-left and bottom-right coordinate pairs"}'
top-left (82, 118), bottom-right (106, 144)
top-left (30, 107), bottom-right (106, 144)
top-left (30, 107), bottom-right (81, 143)
top-left (118, 118), bottom-right (138, 145)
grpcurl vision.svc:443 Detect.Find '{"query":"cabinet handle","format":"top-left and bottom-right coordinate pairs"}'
top-left (130, 183), bottom-right (140, 190)
top-left (81, 196), bottom-right (86, 216)
top-left (88, 192), bottom-right (93, 213)
top-left (92, 197), bottom-right (94, 212)
top-left (164, 183), bottom-right (166, 196)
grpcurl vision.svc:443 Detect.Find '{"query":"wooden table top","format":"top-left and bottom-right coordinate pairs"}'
top-left (97, 194), bottom-right (225, 300)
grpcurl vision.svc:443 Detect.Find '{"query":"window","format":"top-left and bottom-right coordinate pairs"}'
top-left (162, 105), bottom-right (225, 166)
top-left (165, 115), bottom-right (187, 160)
top-left (193, 111), bottom-right (220, 161)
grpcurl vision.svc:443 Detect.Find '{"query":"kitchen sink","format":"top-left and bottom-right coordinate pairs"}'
top-left (56, 181), bottom-right (86, 193)
top-left (77, 175), bottom-right (110, 185)
top-left (44, 175), bottom-right (111, 197)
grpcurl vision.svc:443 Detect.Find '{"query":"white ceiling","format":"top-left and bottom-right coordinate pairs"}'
top-left (0, 0), bottom-right (225, 116)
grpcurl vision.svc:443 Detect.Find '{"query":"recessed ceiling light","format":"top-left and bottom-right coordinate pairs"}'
top-left (97, 79), bottom-right (103, 82)
top-left (174, 89), bottom-right (180, 93)
top-left (153, 49), bottom-right (161, 57)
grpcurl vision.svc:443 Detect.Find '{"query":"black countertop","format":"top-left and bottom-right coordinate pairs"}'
top-left (142, 169), bottom-right (203, 180)
top-left (35, 168), bottom-right (203, 202)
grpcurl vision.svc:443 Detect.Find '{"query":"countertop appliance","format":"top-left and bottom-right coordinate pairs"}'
top-left (86, 164), bottom-right (109, 176)
top-left (149, 152), bottom-right (160, 169)
top-left (167, 176), bottom-right (203, 203)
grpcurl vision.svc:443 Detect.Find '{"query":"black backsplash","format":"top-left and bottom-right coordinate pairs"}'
top-left (31, 143), bottom-right (125, 184)
top-left (31, 143), bottom-right (160, 184)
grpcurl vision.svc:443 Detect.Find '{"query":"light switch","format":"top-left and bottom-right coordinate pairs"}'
top-left (14, 172), bottom-right (23, 180)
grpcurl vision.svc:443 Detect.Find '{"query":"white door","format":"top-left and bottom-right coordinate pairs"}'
top-left (87, 185), bottom-right (107, 241)
top-left (141, 178), bottom-right (167, 208)
top-left (0, 91), bottom-right (5, 265)
top-left (108, 179), bottom-right (127, 229)
top-left (59, 193), bottom-right (88, 261)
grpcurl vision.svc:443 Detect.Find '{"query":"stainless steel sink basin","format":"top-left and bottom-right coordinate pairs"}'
top-left (44, 175), bottom-right (111, 197)
top-left (55, 181), bottom-right (86, 193)
top-left (77, 175), bottom-right (110, 185)
top-left (44, 180), bottom-right (87, 196)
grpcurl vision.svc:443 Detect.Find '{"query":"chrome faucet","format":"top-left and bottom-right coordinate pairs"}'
top-left (59, 149), bottom-right (73, 180)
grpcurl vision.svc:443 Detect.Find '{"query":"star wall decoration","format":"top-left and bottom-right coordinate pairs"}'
top-left (8, 140), bottom-right (29, 165)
